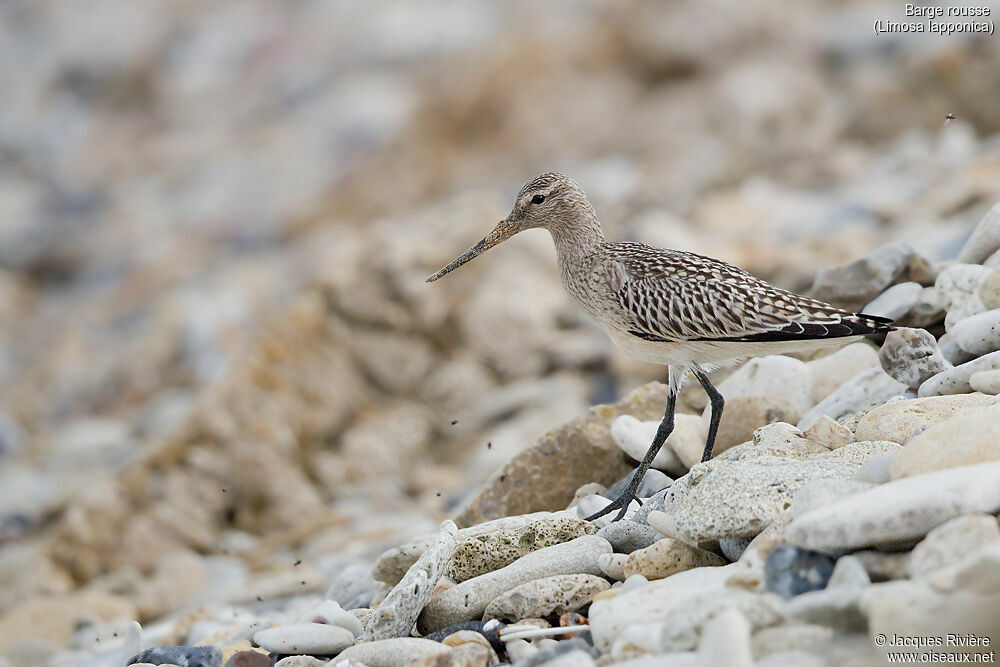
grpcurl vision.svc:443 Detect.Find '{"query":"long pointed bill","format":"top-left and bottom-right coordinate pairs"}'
top-left (426, 218), bottom-right (520, 282)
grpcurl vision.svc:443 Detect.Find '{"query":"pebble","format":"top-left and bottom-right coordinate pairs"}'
top-left (950, 308), bottom-right (1000, 355)
top-left (372, 513), bottom-right (558, 585)
top-left (663, 449), bottom-right (876, 543)
top-left (976, 268), bottom-right (1000, 309)
top-left (905, 285), bottom-right (946, 328)
top-left (366, 520), bottom-right (458, 641)
top-left (784, 584), bottom-right (867, 632)
top-left (515, 638), bottom-right (598, 667)
top-left (806, 343), bottom-right (880, 405)
top-left (862, 281), bottom-right (923, 320)
top-left (890, 407), bottom-right (1000, 478)
top-left (588, 563), bottom-right (741, 653)
top-left (799, 414), bottom-right (852, 449)
top-left (853, 393), bottom-right (990, 444)
top-left (809, 243), bottom-right (923, 311)
top-left (274, 657), bottom-right (328, 667)
top-left (907, 515), bottom-right (1000, 578)
top-left (417, 535), bottom-right (611, 634)
top-left (609, 414), bottom-right (696, 475)
top-left (919, 349), bottom-right (1000, 396)
top-left (785, 460), bottom-right (1000, 551)
top-left (971, 369), bottom-right (1000, 393)
top-left (225, 652), bottom-right (271, 667)
top-left (127, 647), bottom-right (222, 667)
top-left (826, 555), bottom-right (871, 589)
top-left (956, 202), bottom-right (1000, 264)
top-left (938, 332), bottom-right (978, 365)
top-left (604, 468), bottom-right (672, 501)
top-left (658, 588), bottom-right (784, 652)
top-left (441, 628), bottom-right (500, 662)
top-left (854, 452), bottom-right (896, 483)
top-left (750, 624), bottom-right (833, 659)
top-left (331, 638), bottom-right (450, 666)
top-left (936, 263), bottom-right (991, 329)
top-left (878, 328), bottom-right (950, 389)
top-left (696, 607), bottom-right (752, 667)
top-left (252, 623), bottom-right (355, 655)
top-left (622, 538), bottom-right (726, 580)
top-left (482, 574), bottom-right (608, 621)
top-left (719, 536), bottom-right (753, 562)
top-left (798, 368), bottom-right (906, 428)
top-left (326, 564), bottom-right (378, 611)
top-left (408, 642), bottom-right (492, 667)
top-left (764, 546), bottom-right (835, 599)
top-left (596, 519), bottom-right (663, 553)
top-left (598, 552), bottom-right (628, 581)
top-left (711, 355), bottom-right (814, 416)
top-left (698, 394), bottom-right (801, 461)
top-left (445, 517), bottom-right (594, 582)
top-left (296, 601), bottom-right (364, 638)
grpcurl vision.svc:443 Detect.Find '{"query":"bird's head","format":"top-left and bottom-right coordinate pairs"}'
top-left (426, 172), bottom-right (595, 282)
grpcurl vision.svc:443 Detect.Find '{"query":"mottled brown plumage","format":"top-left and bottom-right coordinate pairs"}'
top-left (428, 172), bottom-right (892, 521)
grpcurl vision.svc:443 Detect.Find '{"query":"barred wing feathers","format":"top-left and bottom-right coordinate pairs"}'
top-left (608, 244), bottom-right (893, 344)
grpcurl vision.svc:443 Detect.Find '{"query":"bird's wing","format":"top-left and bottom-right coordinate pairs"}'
top-left (609, 244), bottom-right (892, 343)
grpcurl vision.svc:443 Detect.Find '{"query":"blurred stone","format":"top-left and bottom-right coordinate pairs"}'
top-left (806, 343), bottom-right (879, 405)
top-left (609, 415), bottom-right (691, 476)
top-left (907, 515), bottom-right (1000, 578)
top-left (455, 382), bottom-right (670, 526)
top-left (970, 369), bottom-right (1000, 394)
top-left (764, 546), bottom-right (835, 599)
top-left (890, 407), bottom-right (1000, 478)
top-left (809, 243), bottom-right (929, 311)
top-left (957, 202), bottom-right (1000, 264)
top-left (0, 592), bottom-right (135, 654)
top-left (861, 281), bottom-right (922, 320)
top-left (798, 368), bottom-right (907, 427)
top-left (127, 646), bottom-right (221, 667)
top-left (853, 394), bottom-right (991, 444)
top-left (951, 308), bottom-right (1000, 356)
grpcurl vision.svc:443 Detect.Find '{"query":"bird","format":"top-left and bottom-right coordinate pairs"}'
top-left (426, 172), bottom-right (893, 522)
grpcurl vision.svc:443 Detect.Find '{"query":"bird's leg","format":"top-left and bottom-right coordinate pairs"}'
top-left (585, 388), bottom-right (676, 523)
top-left (695, 370), bottom-right (725, 463)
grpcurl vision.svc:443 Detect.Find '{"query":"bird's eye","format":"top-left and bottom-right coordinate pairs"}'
top-left (531, 194), bottom-right (546, 205)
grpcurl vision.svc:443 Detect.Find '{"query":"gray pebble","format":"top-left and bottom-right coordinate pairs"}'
top-left (605, 468), bottom-right (672, 500)
top-left (764, 546), bottom-right (835, 599)
top-left (719, 536), bottom-right (753, 562)
top-left (597, 519), bottom-right (663, 553)
top-left (127, 646), bottom-right (222, 667)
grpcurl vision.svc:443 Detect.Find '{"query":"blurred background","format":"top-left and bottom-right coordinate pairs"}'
top-left (1, 0), bottom-right (1000, 658)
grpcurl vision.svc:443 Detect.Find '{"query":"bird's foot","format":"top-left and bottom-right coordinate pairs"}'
top-left (584, 488), bottom-right (639, 523)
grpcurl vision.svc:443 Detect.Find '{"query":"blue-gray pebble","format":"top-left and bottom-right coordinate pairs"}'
top-left (764, 545), bottom-right (836, 599)
top-left (127, 646), bottom-right (222, 667)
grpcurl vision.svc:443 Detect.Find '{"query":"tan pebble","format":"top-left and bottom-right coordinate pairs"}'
top-left (623, 537), bottom-right (726, 580)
